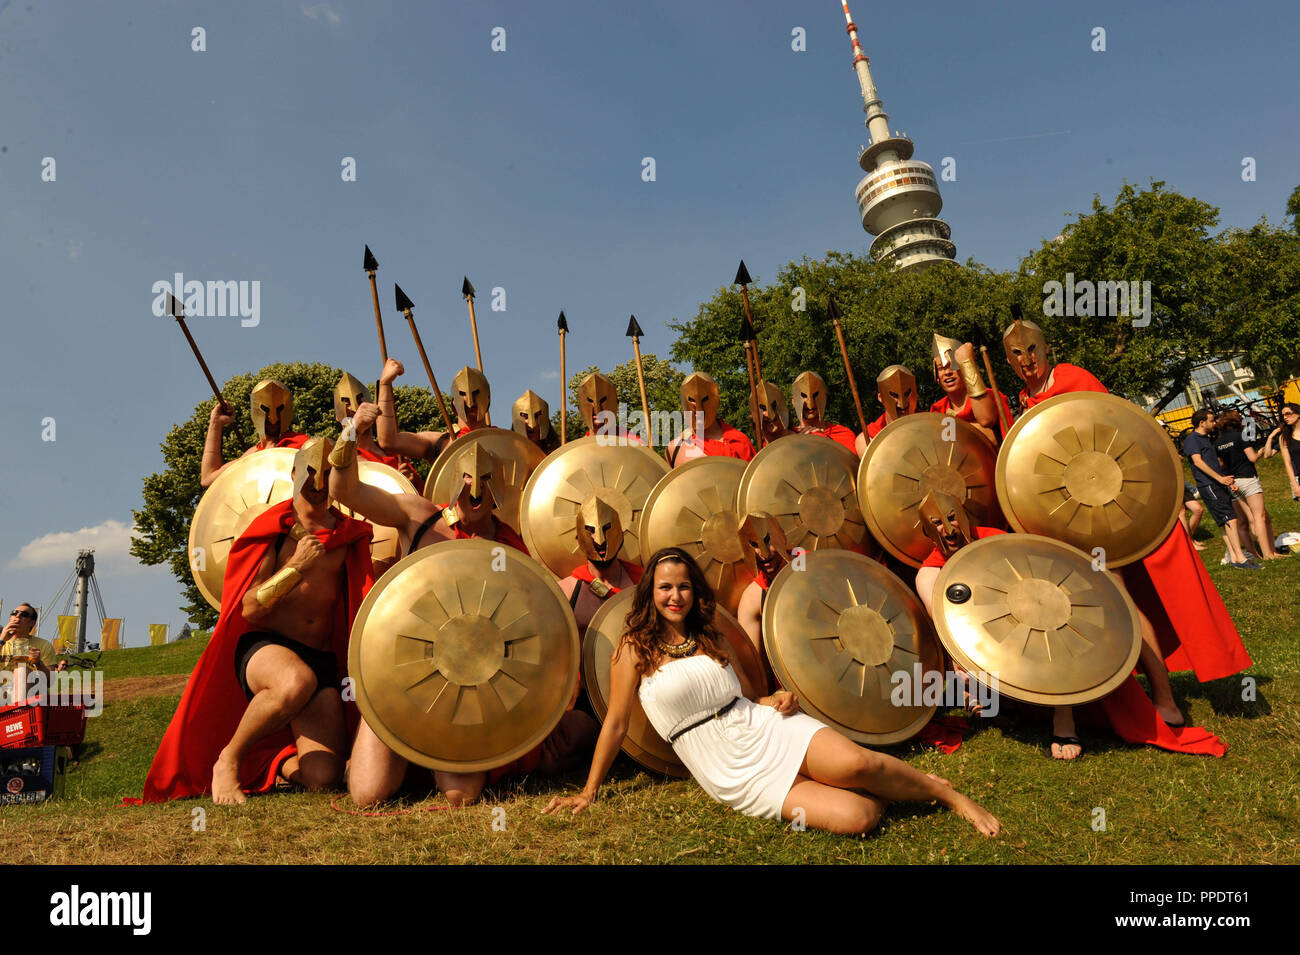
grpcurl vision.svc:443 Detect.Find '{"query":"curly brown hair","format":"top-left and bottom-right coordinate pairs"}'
top-left (616, 547), bottom-right (731, 677)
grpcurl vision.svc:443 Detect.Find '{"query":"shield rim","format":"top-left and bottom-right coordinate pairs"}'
top-left (856, 412), bottom-right (1001, 568)
top-left (423, 427), bottom-right (547, 532)
top-left (994, 392), bottom-right (1182, 567)
top-left (931, 533), bottom-right (1142, 705)
top-left (762, 549), bottom-right (939, 745)
top-left (348, 539), bottom-right (580, 772)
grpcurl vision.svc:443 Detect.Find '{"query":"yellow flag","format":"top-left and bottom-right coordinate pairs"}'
top-left (56, 615), bottom-right (79, 652)
top-left (149, 624), bottom-right (168, 647)
top-left (101, 618), bottom-right (123, 651)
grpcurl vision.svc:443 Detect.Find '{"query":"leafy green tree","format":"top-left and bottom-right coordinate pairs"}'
top-left (1286, 184), bottom-right (1300, 235)
top-left (130, 362), bottom-right (441, 626)
top-left (1016, 181), bottom-right (1223, 409)
top-left (1217, 221), bottom-right (1300, 384)
top-left (562, 354), bottom-right (684, 442)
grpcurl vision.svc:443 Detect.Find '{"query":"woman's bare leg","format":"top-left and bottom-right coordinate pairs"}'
top-left (781, 775), bottom-right (886, 835)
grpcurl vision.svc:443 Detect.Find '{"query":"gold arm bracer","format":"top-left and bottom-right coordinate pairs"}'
top-left (956, 355), bottom-right (988, 398)
top-left (256, 566), bottom-right (302, 608)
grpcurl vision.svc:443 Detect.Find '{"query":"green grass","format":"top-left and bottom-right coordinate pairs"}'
top-left (4, 459), bottom-right (1298, 864)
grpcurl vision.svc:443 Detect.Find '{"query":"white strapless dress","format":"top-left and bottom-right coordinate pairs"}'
top-left (638, 654), bottom-right (827, 819)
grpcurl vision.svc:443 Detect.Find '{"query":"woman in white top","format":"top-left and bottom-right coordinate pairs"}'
top-left (543, 547), bottom-right (1000, 837)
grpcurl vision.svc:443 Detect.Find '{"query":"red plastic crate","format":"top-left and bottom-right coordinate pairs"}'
top-left (0, 702), bottom-right (87, 748)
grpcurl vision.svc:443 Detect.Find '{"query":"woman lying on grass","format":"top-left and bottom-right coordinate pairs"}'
top-left (542, 547), bottom-right (1000, 838)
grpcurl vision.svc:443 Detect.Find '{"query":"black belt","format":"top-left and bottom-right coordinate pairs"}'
top-left (669, 697), bottom-right (739, 742)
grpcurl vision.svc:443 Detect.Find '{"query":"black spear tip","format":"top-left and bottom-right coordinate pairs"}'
top-left (734, 260), bottom-right (753, 286)
top-left (826, 294), bottom-right (843, 323)
top-left (363, 244), bottom-right (378, 272)
top-left (462, 276), bottom-right (476, 299)
top-left (394, 283), bottom-right (415, 312)
top-left (166, 293), bottom-right (185, 319)
top-left (738, 311), bottom-right (756, 343)
top-left (557, 311), bottom-right (569, 333)
top-left (1009, 302), bottom-right (1023, 322)
top-left (626, 315), bottom-right (645, 339)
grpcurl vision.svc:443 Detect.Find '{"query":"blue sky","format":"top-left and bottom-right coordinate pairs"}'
top-left (1, 0), bottom-right (1295, 645)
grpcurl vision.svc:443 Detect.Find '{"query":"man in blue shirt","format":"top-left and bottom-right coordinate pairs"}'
top-left (1183, 410), bottom-right (1257, 569)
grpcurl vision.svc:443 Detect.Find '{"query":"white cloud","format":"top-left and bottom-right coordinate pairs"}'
top-left (11, 519), bottom-right (136, 569)
top-left (302, 3), bottom-right (342, 26)
top-left (539, 370), bottom-right (560, 380)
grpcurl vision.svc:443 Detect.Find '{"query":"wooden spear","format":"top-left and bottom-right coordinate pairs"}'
top-left (363, 245), bottom-right (388, 362)
top-left (557, 311), bottom-right (569, 446)
top-left (827, 294), bottom-right (871, 436)
top-left (734, 261), bottom-right (765, 446)
top-left (461, 276), bottom-right (489, 424)
top-left (166, 293), bottom-right (245, 445)
top-left (395, 283), bottom-right (454, 431)
top-left (626, 315), bottom-right (652, 444)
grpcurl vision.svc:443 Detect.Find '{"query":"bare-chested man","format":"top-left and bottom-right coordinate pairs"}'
top-left (142, 437), bottom-right (374, 803)
top-left (330, 406), bottom-right (594, 807)
top-left (201, 379), bottom-right (311, 487)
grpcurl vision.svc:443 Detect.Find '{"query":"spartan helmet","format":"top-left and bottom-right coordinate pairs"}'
top-left (333, 372), bottom-right (370, 425)
top-left (917, 491), bottom-right (975, 558)
top-left (513, 390), bottom-right (551, 442)
top-left (292, 436), bottom-right (334, 499)
top-left (791, 371), bottom-right (828, 423)
top-left (575, 496), bottom-right (625, 564)
top-left (577, 372), bottom-right (618, 432)
top-left (250, 379), bottom-right (294, 442)
top-left (738, 511), bottom-right (790, 575)
top-left (876, 365), bottom-right (917, 420)
top-left (931, 332), bottom-right (961, 377)
top-left (452, 366), bottom-right (491, 424)
top-left (751, 379), bottom-right (790, 432)
top-left (1003, 317), bottom-right (1051, 382)
top-left (680, 371), bottom-right (720, 432)
top-left (456, 442), bottom-right (497, 510)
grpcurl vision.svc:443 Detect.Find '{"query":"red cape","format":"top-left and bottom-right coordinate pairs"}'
top-left (258, 431), bottom-right (312, 451)
top-left (929, 392), bottom-right (1013, 441)
top-left (571, 560), bottom-right (643, 594)
top-left (358, 446), bottom-right (403, 469)
top-left (866, 413), bottom-right (888, 439)
top-left (138, 500), bottom-right (373, 802)
top-left (802, 423), bottom-right (859, 453)
top-left (671, 420), bottom-right (756, 463)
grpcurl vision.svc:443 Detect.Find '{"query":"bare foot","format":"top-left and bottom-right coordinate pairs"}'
top-left (211, 752), bottom-right (247, 804)
top-left (1050, 739), bottom-right (1083, 760)
top-left (1155, 702), bottom-right (1185, 727)
top-left (948, 792), bottom-right (1001, 837)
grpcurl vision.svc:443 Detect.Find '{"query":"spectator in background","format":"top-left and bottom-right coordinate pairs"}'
top-left (1215, 410), bottom-right (1282, 560)
top-left (1180, 482), bottom-right (1207, 551)
top-left (1182, 410), bottom-right (1257, 569)
top-left (1262, 402), bottom-right (1300, 501)
top-left (0, 604), bottom-right (56, 672)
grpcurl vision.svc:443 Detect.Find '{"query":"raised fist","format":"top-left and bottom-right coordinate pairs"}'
top-left (290, 534), bottom-right (325, 571)
top-left (380, 358), bottom-right (405, 386)
top-left (209, 403), bottom-right (236, 429)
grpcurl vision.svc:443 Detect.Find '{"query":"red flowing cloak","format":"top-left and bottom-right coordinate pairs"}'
top-left (804, 423), bottom-right (859, 453)
top-left (1015, 363), bottom-right (1251, 682)
top-left (138, 501), bottom-right (373, 802)
top-left (259, 431), bottom-right (312, 451)
top-left (438, 508), bottom-right (530, 555)
top-left (929, 392), bottom-right (1013, 441)
top-left (866, 414), bottom-right (888, 440)
top-left (918, 526), bottom-right (1226, 756)
top-left (669, 421), bottom-right (756, 464)
top-left (358, 446), bottom-right (403, 469)
top-left (571, 560), bottom-right (643, 594)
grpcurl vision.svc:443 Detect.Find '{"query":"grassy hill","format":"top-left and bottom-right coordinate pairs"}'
top-left (4, 457), bottom-right (1298, 864)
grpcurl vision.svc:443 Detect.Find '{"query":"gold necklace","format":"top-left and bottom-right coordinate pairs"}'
top-left (657, 634), bottom-right (698, 658)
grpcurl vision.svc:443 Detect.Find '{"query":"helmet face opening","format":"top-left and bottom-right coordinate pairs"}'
top-left (578, 373), bottom-right (617, 432)
top-left (453, 367), bottom-right (492, 424)
top-left (456, 443), bottom-right (497, 513)
top-left (876, 365), bottom-right (917, 420)
top-left (917, 491), bottom-right (974, 557)
top-left (251, 380), bottom-right (294, 442)
top-left (575, 496), bottom-right (624, 564)
top-left (738, 511), bottom-right (790, 575)
top-left (292, 436), bottom-right (334, 500)
top-left (1003, 319), bottom-right (1050, 383)
top-left (791, 371), bottom-right (827, 423)
top-left (751, 380), bottom-right (790, 431)
top-left (680, 372), bottom-right (720, 432)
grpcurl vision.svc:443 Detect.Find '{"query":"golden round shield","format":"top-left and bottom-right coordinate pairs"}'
top-left (581, 589), bottom-right (765, 777)
top-left (424, 428), bottom-right (546, 535)
top-left (996, 393), bottom-right (1181, 567)
top-left (638, 457), bottom-right (755, 614)
top-left (736, 434), bottom-right (872, 554)
top-left (518, 436), bottom-right (669, 578)
top-left (932, 534), bottom-right (1141, 705)
top-left (858, 413), bottom-right (1002, 567)
top-left (349, 540), bottom-right (580, 772)
top-left (337, 460), bottom-right (418, 570)
top-left (189, 448), bottom-right (296, 611)
top-left (763, 549), bottom-right (941, 744)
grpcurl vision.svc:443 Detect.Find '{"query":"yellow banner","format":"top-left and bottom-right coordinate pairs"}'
top-left (56, 615), bottom-right (79, 652)
top-left (149, 624), bottom-right (168, 647)
top-left (101, 618), bottom-right (123, 651)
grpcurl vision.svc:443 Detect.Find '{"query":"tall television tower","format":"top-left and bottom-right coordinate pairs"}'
top-left (841, 1), bottom-right (956, 271)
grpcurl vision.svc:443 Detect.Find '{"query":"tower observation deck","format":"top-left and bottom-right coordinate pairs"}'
top-left (841, 1), bottom-right (956, 271)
